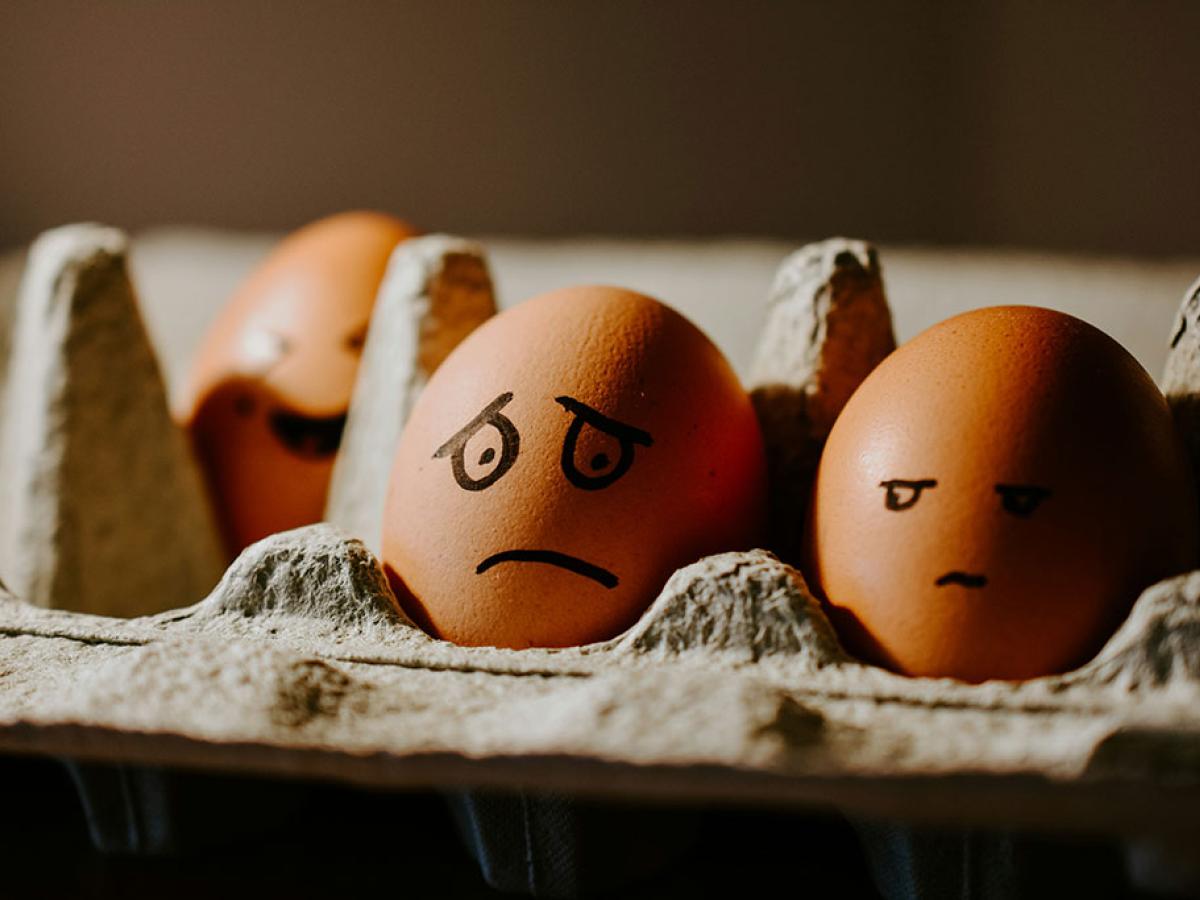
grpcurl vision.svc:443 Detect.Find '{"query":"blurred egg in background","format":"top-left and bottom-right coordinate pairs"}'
top-left (180, 211), bottom-right (415, 556)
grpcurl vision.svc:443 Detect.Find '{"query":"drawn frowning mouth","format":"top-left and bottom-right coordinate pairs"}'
top-left (269, 409), bottom-right (347, 459)
top-left (476, 550), bottom-right (619, 589)
top-left (935, 571), bottom-right (988, 589)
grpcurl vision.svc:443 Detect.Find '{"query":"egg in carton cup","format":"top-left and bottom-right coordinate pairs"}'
top-left (0, 224), bottom-right (1198, 855)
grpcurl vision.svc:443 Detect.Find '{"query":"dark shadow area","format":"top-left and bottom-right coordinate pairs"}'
top-left (1, 756), bottom-right (877, 898)
top-left (2, 755), bottom-right (1168, 899)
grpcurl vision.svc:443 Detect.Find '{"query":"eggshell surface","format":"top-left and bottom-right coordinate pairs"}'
top-left (805, 305), bottom-right (1199, 682)
top-left (182, 211), bottom-right (416, 556)
top-left (381, 285), bottom-right (767, 649)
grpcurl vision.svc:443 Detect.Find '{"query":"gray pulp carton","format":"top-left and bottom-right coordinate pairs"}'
top-left (0, 225), bottom-right (1198, 843)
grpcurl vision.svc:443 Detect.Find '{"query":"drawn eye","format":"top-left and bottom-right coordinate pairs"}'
top-left (344, 323), bottom-right (368, 354)
top-left (433, 392), bottom-right (520, 492)
top-left (555, 396), bottom-right (653, 490)
top-left (880, 478), bottom-right (937, 511)
top-left (995, 484), bottom-right (1051, 518)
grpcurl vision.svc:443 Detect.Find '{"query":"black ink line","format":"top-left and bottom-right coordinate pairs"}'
top-left (476, 549), bottom-right (619, 589)
top-left (434, 392), bottom-right (520, 492)
top-left (555, 396), bottom-right (653, 491)
top-left (554, 396), bottom-right (653, 446)
top-left (879, 478), bottom-right (937, 511)
top-left (935, 571), bottom-right (988, 589)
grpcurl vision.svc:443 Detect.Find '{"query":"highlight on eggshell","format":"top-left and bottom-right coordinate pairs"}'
top-left (380, 285), bottom-right (769, 649)
top-left (804, 305), bottom-right (1200, 683)
top-left (181, 210), bottom-right (417, 557)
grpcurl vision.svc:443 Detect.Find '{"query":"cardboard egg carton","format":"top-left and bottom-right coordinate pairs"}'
top-left (0, 225), bottom-right (1199, 838)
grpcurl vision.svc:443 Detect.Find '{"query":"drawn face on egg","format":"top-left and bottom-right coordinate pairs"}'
top-left (381, 286), bottom-right (767, 650)
top-left (217, 308), bottom-right (368, 454)
top-left (431, 390), bottom-right (655, 589)
top-left (183, 211), bottom-right (416, 556)
top-left (875, 477), bottom-right (1053, 590)
top-left (805, 306), bottom-right (1199, 683)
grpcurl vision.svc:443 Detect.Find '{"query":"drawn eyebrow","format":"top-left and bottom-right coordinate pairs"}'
top-left (433, 392), bottom-right (520, 491)
top-left (434, 392), bottom-right (515, 458)
top-left (879, 478), bottom-right (937, 511)
top-left (553, 396), bottom-right (653, 447)
top-left (554, 396), bottom-right (653, 491)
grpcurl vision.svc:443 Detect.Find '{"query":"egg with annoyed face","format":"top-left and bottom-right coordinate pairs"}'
top-left (805, 305), bottom-right (1199, 682)
top-left (381, 285), bottom-right (768, 649)
top-left (182, 211), bottom-right (416, 556)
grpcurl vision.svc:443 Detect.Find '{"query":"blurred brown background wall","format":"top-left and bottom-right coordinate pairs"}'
top-left (1, 1), bottom-right (1197, 255)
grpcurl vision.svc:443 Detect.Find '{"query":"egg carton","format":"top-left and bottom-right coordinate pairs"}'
top-left (0, 225), bottom-right (1199, 844)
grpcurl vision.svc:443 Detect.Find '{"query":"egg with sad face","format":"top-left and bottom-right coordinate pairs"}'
top-left (381, 286), bottom-right (768, 649)
top-left (805, 305), bottom-right (1199, 682)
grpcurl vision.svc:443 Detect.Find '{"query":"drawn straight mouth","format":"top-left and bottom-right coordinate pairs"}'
top-left (476, 550), bottom-right (619, 589)
top-left (269, 409), bottom-right (347, 459)
top-left (935, 571), bottom-right (988, 589)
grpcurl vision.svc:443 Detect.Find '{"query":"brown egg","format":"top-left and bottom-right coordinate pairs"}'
top-left (805, 305), bottom-right (1199, 682)
top-left (182, 211), bottom-right (417, 556)
top-left (381, 285), bottom-right (767, 649)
